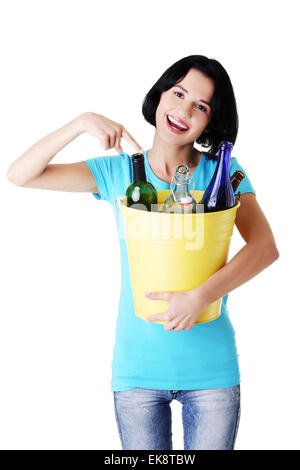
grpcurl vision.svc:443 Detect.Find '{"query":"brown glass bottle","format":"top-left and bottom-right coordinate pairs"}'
top-left (230, 170), bottom-right (245, 192)
top-left (235, 191), bottom-right (241, 203)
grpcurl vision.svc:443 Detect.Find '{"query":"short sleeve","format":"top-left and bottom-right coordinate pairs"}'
top-left (82, 152), bottom-right (132, 204)
top-left (83, 157), bottom-right (107, 200)
top-left (230, 157), bottom-right (256, 196)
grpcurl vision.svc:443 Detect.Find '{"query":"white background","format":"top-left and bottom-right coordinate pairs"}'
top-left (1, 0), bottom-right (299, 450)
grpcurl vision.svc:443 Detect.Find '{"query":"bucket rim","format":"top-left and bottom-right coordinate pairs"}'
top-left (116, 196), bottom-right (240, 215)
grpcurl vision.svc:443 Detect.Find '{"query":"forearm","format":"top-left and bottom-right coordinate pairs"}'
top-left (194, 241), bottom-right (279, 306)
top-left (7, 113), bottom-right (86, 186)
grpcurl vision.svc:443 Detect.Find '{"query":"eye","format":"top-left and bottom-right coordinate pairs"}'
top-left (196, 104), bottom-right (207, 113)
top-left (173, 91), bottom-right (207, 112)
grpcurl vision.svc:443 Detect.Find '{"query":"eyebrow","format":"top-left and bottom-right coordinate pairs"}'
top-left (174, 84), bottom-right (211, 108)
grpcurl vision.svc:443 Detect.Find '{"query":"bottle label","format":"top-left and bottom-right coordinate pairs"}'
top-left (132, 187), bottom-right (140, 202)
top-left (179, 196), bottom-right (192, 206)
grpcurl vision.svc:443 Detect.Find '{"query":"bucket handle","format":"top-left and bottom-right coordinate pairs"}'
top-left (170, 174), bottom-right (196, 202)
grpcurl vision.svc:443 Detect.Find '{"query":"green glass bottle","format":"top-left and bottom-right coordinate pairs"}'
top-left (126, 153), bottom-right (157, 211)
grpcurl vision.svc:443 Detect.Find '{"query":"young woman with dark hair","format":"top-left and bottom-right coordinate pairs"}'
top-left (7, 55), bottom-right (279, 450)
top-left (142, 54), bottom-right (238, 158)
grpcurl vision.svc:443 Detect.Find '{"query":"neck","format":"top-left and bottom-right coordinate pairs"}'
top-left (147, 132), bottom-right (199, 177)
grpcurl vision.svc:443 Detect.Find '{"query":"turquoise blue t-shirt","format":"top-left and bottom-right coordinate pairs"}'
top-left (83, 150), bottom-right (256, 391)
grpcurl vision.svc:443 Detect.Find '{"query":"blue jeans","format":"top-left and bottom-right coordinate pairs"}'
top-left (113, 385), bottom-right (240, 450)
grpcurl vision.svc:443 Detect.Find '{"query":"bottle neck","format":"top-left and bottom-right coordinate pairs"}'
top-left (132, 157), bottom-right (146, 182)
top-left (174, 182), bottom-right (190, 194)
top-left (230, 170), bottom-right (244, 192)
top-left (215, 144), bottom-right (231, 186)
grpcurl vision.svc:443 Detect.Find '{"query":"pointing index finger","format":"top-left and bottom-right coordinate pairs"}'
top-left (122, 128), bottom-right (144, 153)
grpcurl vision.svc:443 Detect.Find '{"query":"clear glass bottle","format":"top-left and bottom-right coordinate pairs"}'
top-left (162, 164), bottom-right (197, 214)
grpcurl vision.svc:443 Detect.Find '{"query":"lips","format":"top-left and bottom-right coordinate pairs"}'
top-left (167, 115), bottom-right (189, 129)
top-left (166, 115), bottom-right (189, 134)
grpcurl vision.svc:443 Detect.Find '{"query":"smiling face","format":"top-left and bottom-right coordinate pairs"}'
top-left (155, 68), bottom-right (215, 145)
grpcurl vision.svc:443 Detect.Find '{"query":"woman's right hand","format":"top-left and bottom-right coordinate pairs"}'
top-left (80, 112), bottom-right (144, 154)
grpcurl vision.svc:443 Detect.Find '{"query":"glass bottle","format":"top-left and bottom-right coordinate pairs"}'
top-left (230, 170), bottom-right (245, 193)
top-left (200, 141), bottom-right (235, 212)
top-left (162, 164), bottom-right (197, 214)
top-left (126, 153), bottom-right (157, 211)
top-left (235, 191), bottom-right (241, 203)
top-left (217, 169), bottom-right (245, 203)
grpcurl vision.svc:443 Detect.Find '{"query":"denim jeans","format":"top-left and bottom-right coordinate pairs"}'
top-left (113, 385), bottom-right (240, 450)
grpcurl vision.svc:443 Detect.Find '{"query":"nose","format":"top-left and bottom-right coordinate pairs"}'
top-left (179, 101), bottom-right (193, 120)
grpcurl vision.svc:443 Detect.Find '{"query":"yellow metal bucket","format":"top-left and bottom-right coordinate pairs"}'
top-left (118, 190), bottom-right (240, 324)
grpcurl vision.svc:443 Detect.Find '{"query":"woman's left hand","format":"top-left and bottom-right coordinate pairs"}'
top-left (144, 289), bottom-right (208, 332)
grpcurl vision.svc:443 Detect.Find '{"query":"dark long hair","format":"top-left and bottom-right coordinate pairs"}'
top-left (142, 55), bottom-right (238, 160)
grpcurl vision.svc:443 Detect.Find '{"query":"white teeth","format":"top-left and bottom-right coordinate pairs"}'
top-left (167, 115), bottom-right (188, 130)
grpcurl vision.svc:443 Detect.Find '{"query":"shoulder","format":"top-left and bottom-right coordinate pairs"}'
top-left (201, 153), bottom-right (249, 174)
top-left (92, 151), bottom-right (131, 166)
top-left (200, 153), bottom-right (256, 196)
top-left (83, 151), bottom-right (132, 185)
top-left (201, 153), bottom-right (243, 167)
top-left (84, 152), bottom-right (131, 174)
top-left (230, 156), bottom-right (244, 170)
top-left (82, 152), bottom-right (132, 203)
top-left (230, 156), bottom-right (256, 195)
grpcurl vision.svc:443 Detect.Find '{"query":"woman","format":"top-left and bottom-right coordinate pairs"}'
top-left (7, 55), bottom-right (279, 450)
